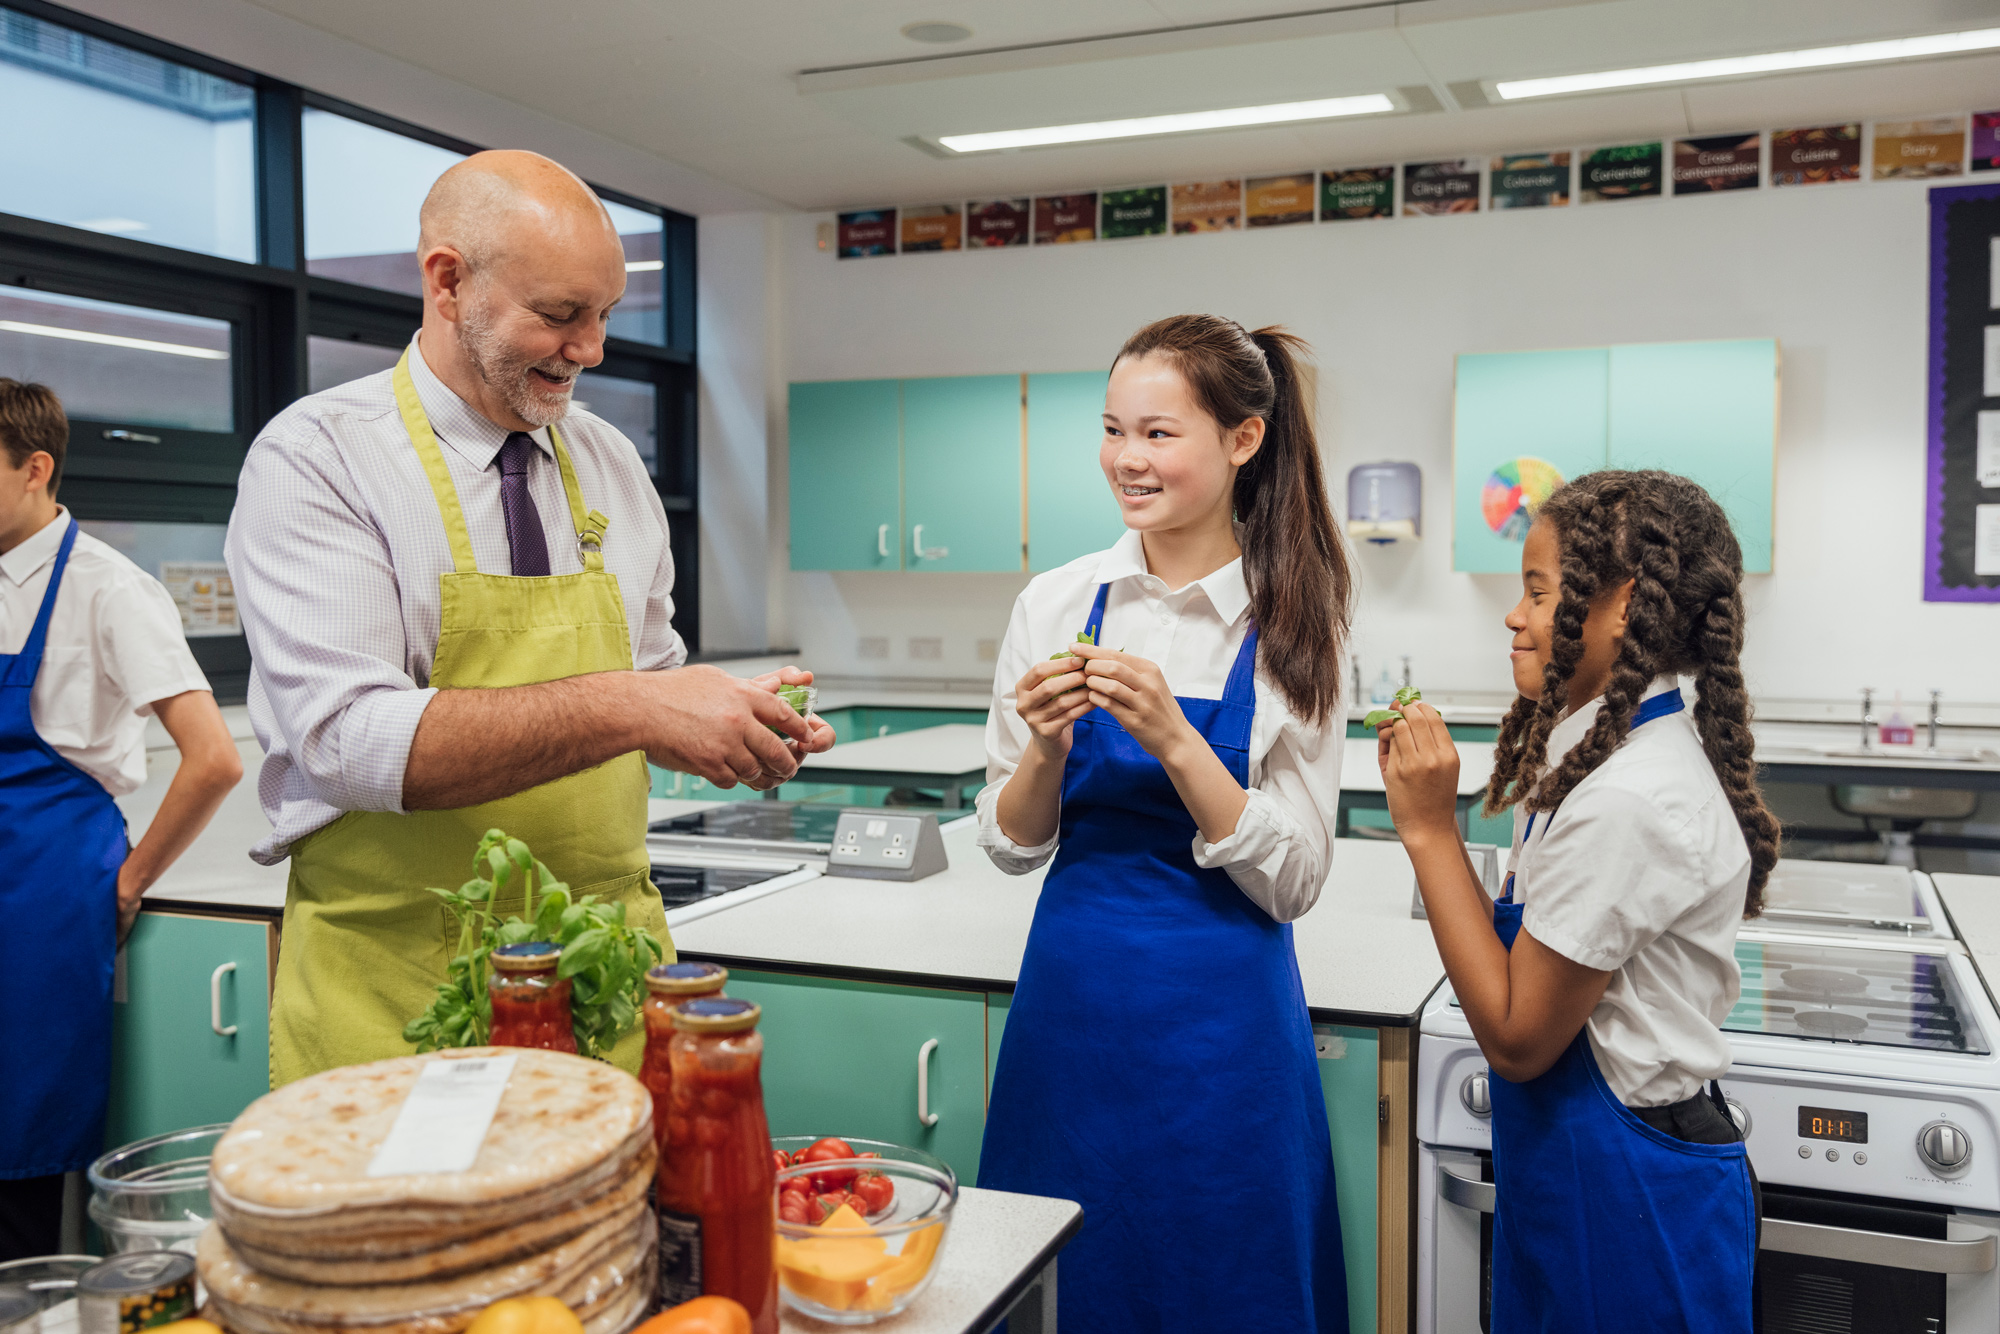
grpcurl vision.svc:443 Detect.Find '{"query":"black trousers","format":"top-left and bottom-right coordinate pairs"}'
top-left (1631, 1080), bottom-right (1763, 1245)
top-left (0, 1174), bottom-right (65, 1262)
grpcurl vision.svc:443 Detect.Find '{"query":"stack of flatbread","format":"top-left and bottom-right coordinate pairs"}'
top-left (198, 1049), bottom-right (656, 1334)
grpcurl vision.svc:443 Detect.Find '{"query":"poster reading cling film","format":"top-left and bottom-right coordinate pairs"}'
top-left (1171, 181), bottom-right (1242, 233)
top-left (1770, 125), bottom-right (1861, 186)
top-left (1874, 118), bottom-right (1966, 180)
top-left (1102, 186), bottom-right (1169, 239)
top-left (1402, 160), bottom-right (1479, 215)
top-left (1033, 193), bottom-right (1097, 244)
top-left (1581, 142), bottom-right (1663, 202)
top-left (1320, 167), bottom-right (1393, 220)
top-left (1489, 153), bottom-right (1570, 209)
top-left (1673, 134), bottom-right (1760, 193)
top-left (1245, 175), bottom-right (1314, 227)
top-left (900, 204), bottom-right (962, 253)
top-left (966, 198), bottom-right (1029, 247)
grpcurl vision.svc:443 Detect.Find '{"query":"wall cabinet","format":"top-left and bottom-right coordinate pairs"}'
top-left (108, 910), bottom-right (273, 1146)
top-left (789, 371), bottom-right (1120, 573)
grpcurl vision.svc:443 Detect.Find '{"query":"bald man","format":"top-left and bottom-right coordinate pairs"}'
top-left (227, 151), bottom-right (832, 1085)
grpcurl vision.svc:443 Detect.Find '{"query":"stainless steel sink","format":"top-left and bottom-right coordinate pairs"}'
top-left (1760, 744), bottom-right (2000, 766)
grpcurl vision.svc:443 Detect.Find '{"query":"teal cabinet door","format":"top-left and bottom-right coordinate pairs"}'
top-left (728, 971), bottom-right (989, 1182)
top-left (789, 379), bottom-right (902, 571)
top-left (1026, 371), bottom-right (1123, 571)
top-left (901, 375), bottom-right (1023, 573)
top-left (108, 912), bottom-right (272, 1146)
top-left (1318, 1025), bottom-right (1381, 1334)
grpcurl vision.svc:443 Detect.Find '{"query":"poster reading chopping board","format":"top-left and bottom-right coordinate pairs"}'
top-left (1320, 167), bottom-right (1393, 220)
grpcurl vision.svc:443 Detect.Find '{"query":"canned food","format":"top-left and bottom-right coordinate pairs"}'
top-left (76, 1255), bottom-right (193, 1334)
top-left (0, 1286), bottom-right (38, 1334)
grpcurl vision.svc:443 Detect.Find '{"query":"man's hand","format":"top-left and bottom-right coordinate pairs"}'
top-left (633, 666), bottom-right (813, 788)
top-left (747, 666), bottom-right (835, 758)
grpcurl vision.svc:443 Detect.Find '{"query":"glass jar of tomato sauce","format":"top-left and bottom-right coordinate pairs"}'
top-left (640, 962), bottom-right (728, 1152)
top-left (656, 997), bottom-right (777, 1334)
top-left (487, 942), bottom-right (576, 1053)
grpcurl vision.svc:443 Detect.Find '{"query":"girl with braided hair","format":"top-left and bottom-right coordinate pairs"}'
top-left (1379, 469), bottom-right (1776, 1333)
top-left (978, 315), bottom-right (1352, 1332)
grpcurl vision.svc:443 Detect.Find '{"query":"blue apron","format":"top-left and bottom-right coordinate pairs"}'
top-left (979, 582), bottom-right (1347, 1333)
top-left (1489, 688), bottom-right (1755, 1333)
top-left (0, 520), bottom-right (126, 1178)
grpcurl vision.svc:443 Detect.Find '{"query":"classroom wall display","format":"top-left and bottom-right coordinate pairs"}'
top-left (1034, 193), bottom-right (1097, 244)
top-left (1246, 174), bottom-right (1315, 227)
top-left (1673, 134), bottom-right (1760, 194)
top-left (1970, 112), bottom-right (1999, 172)
top-left (1874, 118), bottom-right (1966, 180)
top-left (1581, 142), bottom-right (1663, 202)
top-left (1454, 340), bottom-right (1778, 573)
top-left (966, 198), bottom-right (1029, 247)
top-left (1489, 152), bottom-right (1570, 209)
top-left (1102, 186), bottom-right (1168, 238)
top-left (900, 204), bottom-right (962, 253)
top-left (837, 209), bottom-right (895, 258)
top-left (1320, 166), bottom-right (1394, 220)
top-left (1403, 160), bottom-right (1479, 215)
top-left (1171, 180), bottom-right (1242, 233)
top-left (1770, 125), bottom-right (1861, 185)
top-left (1923, 181), bottom-right (2000, 600)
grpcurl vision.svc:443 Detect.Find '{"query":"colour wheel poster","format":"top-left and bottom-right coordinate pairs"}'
top-left (1453, 348), bottom-right (1611, 572)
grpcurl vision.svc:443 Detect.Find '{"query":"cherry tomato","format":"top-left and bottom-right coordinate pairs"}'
top-left (849, 1174), bottom-right (894, 1215)
top-left (777, 1194), bottom-right (809, 1225)
top-left (771, 1149), bottom-right (790, 1176)
top-left (810, 1193), bottom-right (848, 1225)
top-left (799, 1137), bottom-right (860, 1189)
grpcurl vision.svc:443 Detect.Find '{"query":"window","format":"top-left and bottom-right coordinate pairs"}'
top-left (307, 334), bottom-right (402, 394)
top-left (0, 286), bottom-right (232, 431)
top-left (603, 199), bottom-right (665, 347)
top-left (304, 108), bottom-right (465, 297)
top-left (574, 370), bottom-right (657, 470)
top-left (0, 5), bottom-right (254, 262)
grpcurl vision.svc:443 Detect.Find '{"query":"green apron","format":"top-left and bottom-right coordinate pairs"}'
top-left (268, 351), bottom-right (671, 1087)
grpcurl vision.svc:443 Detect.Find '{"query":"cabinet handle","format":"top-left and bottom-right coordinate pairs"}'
top-left (102, 428), bottom-right (163, 444)
top-left (916, 1038), bottom-right (940, 1127)
top-left (210, 961), bottom-right (238, 1037)
top-left (877, 524), bottom-right (890, 559)
top-left (912, 525), bottom-right (949, 561)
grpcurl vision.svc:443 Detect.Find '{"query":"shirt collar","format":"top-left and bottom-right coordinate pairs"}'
top-left (406, 334), bottom-right (553, 470)
top-left (1093, 528), bottom-right (1252, 626)
top-left (0, 507), bottom-right (71, 588)
top-left (1545, 673), bottom-right (1682, 758)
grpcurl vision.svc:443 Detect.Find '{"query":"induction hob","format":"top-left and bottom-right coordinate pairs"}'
top-left (1725, 939), bottom-right (1990, 1054)
top-left (1750, 858), bottom-right (1954, 943)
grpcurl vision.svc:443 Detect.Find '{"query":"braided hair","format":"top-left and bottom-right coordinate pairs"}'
top-left (1479, 470), bottom-right (1780, 916)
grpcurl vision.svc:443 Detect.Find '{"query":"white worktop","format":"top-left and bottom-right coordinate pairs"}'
top-left (1936, 873), bottom-right (2000, 1009)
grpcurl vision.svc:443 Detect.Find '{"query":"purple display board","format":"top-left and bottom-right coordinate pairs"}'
top-left (1924, 181), bottom-right (2000, 601)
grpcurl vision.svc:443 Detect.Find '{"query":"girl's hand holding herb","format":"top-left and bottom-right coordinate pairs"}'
top-left (1377, 702), bottom-right (1462, 845)
top-left (1014, 655), bottom-right (1094, 757)
top-left (1072, 643), bottom-right (1196, 763)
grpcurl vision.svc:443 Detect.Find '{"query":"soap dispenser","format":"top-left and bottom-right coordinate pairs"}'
top-left (1880, 692), bottom-right (1915, 747)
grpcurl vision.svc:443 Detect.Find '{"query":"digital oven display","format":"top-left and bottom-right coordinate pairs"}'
top-left (1797, 1106), bottom-right (1868, 1144)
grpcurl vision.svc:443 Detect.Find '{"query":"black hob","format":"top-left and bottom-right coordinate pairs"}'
top-left (649, 800), bottom-right (845, 846)
top-left (648, 863), bottom-right (794, 909)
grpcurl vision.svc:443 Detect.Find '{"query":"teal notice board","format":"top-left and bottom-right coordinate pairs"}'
top-left (1453, 339), bottom-right (1777, 573)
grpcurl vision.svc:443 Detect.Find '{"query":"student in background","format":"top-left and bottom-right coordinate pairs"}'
top-left (1380, 470), bottom-right (1773, 1332)
top-left (977, 316), bottom-right (1352, 1332)
top-left (0, 380), bottom-right (242, 1260)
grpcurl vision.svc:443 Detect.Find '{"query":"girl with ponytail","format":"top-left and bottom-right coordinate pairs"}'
top-left (1378, 470), bottom-right (1775, 1333)
top-left (976, 314), bottom-right (1353, 1333)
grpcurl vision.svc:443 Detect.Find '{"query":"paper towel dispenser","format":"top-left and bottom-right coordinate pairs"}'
top-left (1347, 461), bottom-right (1421, 544)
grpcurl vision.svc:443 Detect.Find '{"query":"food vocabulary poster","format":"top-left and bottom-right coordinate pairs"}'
top-left (1489, 153), bottom-right (1570, 209)
top-left (1171, 181), bottom-right (1242, 233)
top-left (1403, 160), bottom-right (1480, 215)
top-left (1770, 125), bottom-right (1861, 186)
top-left (837, 209), bottom-right (895, 258)
top-left (900, 204), bottom-right (961, 253)
top-left (1673, 135), bottom-right (1759, 193)
top-left (1874, 118), bottom-right (1966, 180)
top-left (1101, 187), bottom-right (1168, 239)
top-left (1581, 142), bottom-right (1662, 202)
top-left (1246, 175), bottom-right (1314, 227)
top-left (1321, 167), bottom-right (1394, 220)
top-left (1033, 194), bottom-right (1097, 245)
top-left (966, 199), bottom-right (1028, 247)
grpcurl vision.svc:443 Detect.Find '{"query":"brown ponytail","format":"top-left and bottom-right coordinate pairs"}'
top-left (1112, 315), bottom-right (1352, 725)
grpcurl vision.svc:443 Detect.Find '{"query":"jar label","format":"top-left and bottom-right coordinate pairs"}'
top-left (657, 1206), bottom-right (703, 1305)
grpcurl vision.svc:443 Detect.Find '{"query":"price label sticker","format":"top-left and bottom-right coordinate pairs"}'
top-left (367, 1054), bottom-right (518, 1177)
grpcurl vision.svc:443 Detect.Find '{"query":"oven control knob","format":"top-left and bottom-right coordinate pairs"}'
top-left (1460, 1071), bottom-right (1492, 1118)
top-left (1919, 1121), bottom-right (1973, 1175)
top-left (1723, 1098), bottom-right (1751, 1138)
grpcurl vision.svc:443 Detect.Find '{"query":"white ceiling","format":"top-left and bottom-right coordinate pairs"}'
top-left (225, 0), bottom-right (2000, 211)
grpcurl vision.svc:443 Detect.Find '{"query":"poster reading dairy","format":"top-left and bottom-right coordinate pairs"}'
top-left (1873, 118), bottom-right (1966, 180)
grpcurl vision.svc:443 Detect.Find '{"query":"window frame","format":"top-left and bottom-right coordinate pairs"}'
top-left (0, 0), bottom-right (701, 688)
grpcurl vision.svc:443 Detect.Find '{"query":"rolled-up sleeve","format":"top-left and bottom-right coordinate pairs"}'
top-left (1191, 694), bottom-right (1342, 923)
top-left (975, 591), bottom-right (1061, 874)
top-left (226, 425), bottom-right (433, 814)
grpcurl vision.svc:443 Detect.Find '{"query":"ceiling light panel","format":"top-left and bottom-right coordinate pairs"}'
top-left (1494, 25), bottom-right (2000, 100)
top-left (937, 92), bottom-right (1396, 153)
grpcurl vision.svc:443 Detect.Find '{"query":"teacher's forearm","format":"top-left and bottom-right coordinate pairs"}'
top-left (403, 672), bottom-right (642, 810)
top-left (1158, 731), bottom-right (1249, 845)
top-left (996, 742), bottom-right (1067, 849)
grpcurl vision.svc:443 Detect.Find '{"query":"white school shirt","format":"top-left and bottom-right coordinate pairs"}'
top-left (226, 335), bottom-right (683, 864)
top-left (975, 529), bottom-right (1344, 923)
top-left (0, 508), bottom-right (211, 796)
top-left (1507, 676), bottom-right (1750, 1107)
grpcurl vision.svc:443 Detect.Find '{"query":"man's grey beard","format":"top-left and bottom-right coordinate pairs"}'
top-left (457, 292), bottom-right (578, 429)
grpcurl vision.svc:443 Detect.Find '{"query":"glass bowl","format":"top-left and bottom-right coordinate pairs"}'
top-left (772, 1142), bottom-right (956, 1324)
top-left (0, 1257), bottom-right (99, 1334)
top-left (87, 1125), bottom-right (229, 1255)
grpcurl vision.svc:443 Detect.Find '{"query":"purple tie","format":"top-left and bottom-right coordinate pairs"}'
top-left (496, 432), bottom-right (551, 577)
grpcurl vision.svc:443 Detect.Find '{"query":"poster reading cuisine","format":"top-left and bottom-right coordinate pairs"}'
top-left (966, 198), bottom-right (1029, 247)
top-left (1673, 134), bottom-right (1760, 193)
top-left (1975, 112), bottom-right (2000, 172)
top-left (1320, 167), bottom-right (1394, 220)
top-left (1873, 118), bottom-right (1966, 180)
top-left (1581, 142), bottom-right (1663, 202)
top-left (1171, 181), bottom-right (1242, 233)
top-left (1033, 193), bottom-right (1097, 245)
top-left (1770, 125), bottom-right (1861, 186)
top-left (837, 209), bottom-right (895, 258)
top-left (899, 204), bottom-right (961, 253)
top-left (1489, 153), bottom-right (1570, 209)
top-left (1402, 160), bottom-right (1480, 215)
top-left (1245, 175), bottom-right (1314, 227)
top-left (1101, 187), bottom-right (1169, 239)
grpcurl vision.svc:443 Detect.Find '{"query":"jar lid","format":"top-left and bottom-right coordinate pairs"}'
top-left (491, 942), bottom-right (562, 973)
top-left (671, 997), bottom-right (761, 1033)
top-left (78, 1252), bottom-right (194, 1295)
top-left (646, 961), bottom-right (728, 995)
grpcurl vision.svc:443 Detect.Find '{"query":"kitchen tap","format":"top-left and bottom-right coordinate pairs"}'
top-left (1400, 656), bottom-right (1412, 690)
top-left (1860, 688), bottom-right (1875, 751)
top-left (1351, 660), bottom-right (1362, 708)
top-left (1927, 689), bottom-right (1943, 753)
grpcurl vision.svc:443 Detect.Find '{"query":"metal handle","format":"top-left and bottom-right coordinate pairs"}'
top-left (210, 961), bottom-right (238, 1037)
top-left (916, 1038), bottom-right (939, 1127)
top-left (912, 525), bottom-right (949, 561)
top-left (102, 428), bottom-right (163, 444)
top-left (1438, 1163), bottom-right (1494, 1213)
top-left (877, 524), bottom-right (890, 559)
top-left (1760, 1217), bottom-right (1997, 1275)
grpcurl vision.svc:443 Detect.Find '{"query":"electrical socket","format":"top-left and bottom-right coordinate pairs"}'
top-left (857, 636), bottom-right (889, 660)
top-left (909, 637), bottom-right (943, 661)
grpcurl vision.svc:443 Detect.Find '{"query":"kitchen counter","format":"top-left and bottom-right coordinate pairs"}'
top-left (1936, 872), bottom-right (2000, 1008)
